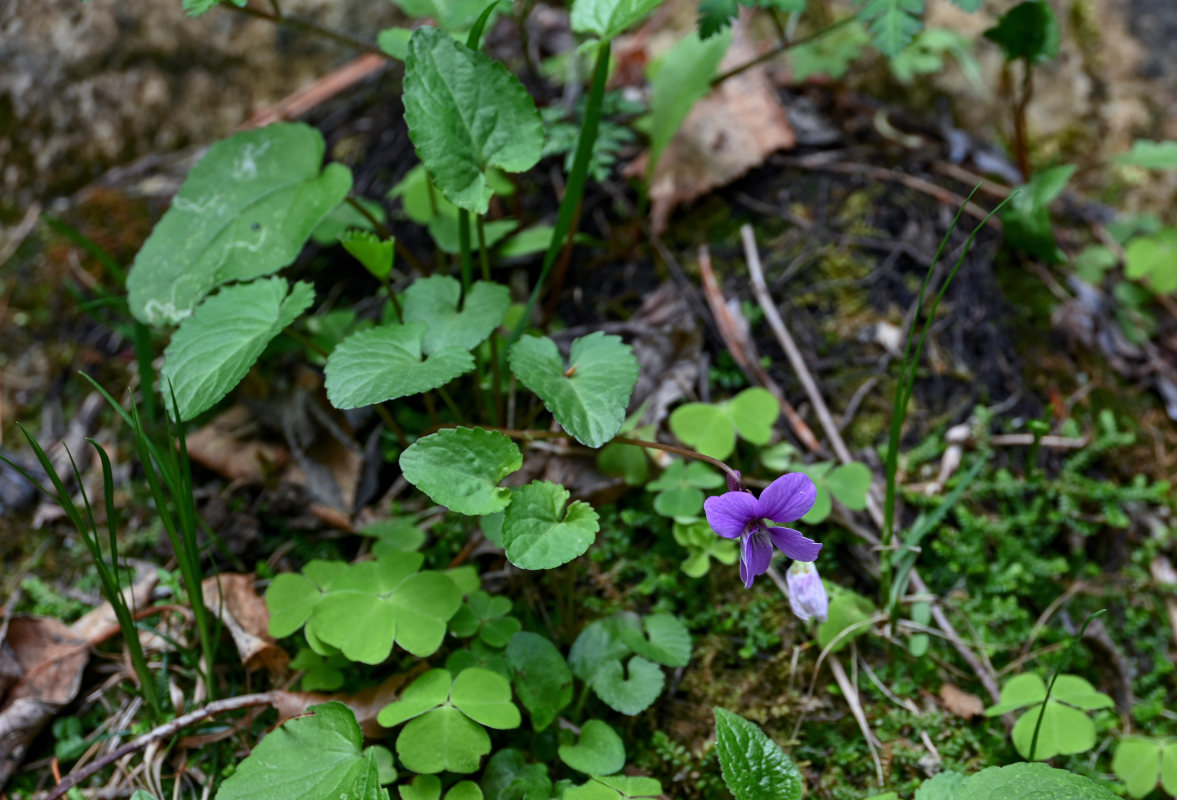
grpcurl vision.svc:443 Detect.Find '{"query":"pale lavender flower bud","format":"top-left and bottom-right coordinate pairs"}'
top-left (786, 561), bottom-right (828, 623)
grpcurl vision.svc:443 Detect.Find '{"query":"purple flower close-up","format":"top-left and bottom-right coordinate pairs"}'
top-left (703, 473), bottom-right (821, 588)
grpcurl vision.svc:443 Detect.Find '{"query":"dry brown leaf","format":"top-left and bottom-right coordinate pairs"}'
top-left (69, 569), bottom-right (159, 646)
top-left (186, 405), bottom-right (289, 484)
top-left (270, 667), bottom-right (427, 739)
top-left (200, 574), bottom-right (289, 675)
top-left (939, 682), bottom-right (984, 719)
top-left (0, 616), bottom-right (90, 786)
top-left (628, 20), bottom-right (794, 233)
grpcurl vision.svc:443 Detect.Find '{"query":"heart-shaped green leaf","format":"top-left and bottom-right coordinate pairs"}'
top-left (403, 27), bottom-right (542, 214)
top-left (266, 573), bottom-right (320, 638)
top-left (589, 656), bottom-right (663, 716)
top-left (509, 333), bottom-right (639, 448)
top-left (161, 278), bottom-right (314, 420)
top-left (397, 706), bottom-right (491, 774)
top-left (617, 614), bottom-right (691, 667)
top-left (128, 123), bottom-right (351, 325)
top-left (558, 720), bottom-right (625, 776)
top-left (217, 703), bottom-right (389, 800)
top-left (568, 619), bottom-right (631, 682)
top-left (667, 403), bottom-right (733, 460)
top-left (727, 387), bottom-right (779, 445)
top-left (402, 276), bottom-right (511, 354)
top-left (502, 481), bottom-right (599, 570)
top-left (714, 707), bottom-right (803, 800)
top-left (824, 462), bottom-right (872, 511)
top-left (400, 428), bottom-right (522, 515)
top-left (378, 669), bottom-right (454, 728)
top-left (1011, 700), bottom-right (1097, 760)
top-left (1113, 736), bottom-right (1163, 799)
top-left (450, 668), bottom-right (521, 729)
top-left (325, 323), bottom-right (474, 408)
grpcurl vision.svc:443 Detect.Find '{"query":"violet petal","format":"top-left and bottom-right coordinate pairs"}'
top-left (741, 529), bottom-right (773, 588)
top-left (765, 526), bottom-right (822, 562)
top-left (704, 491), bottom-right (759, 539)
top-left (759, 473), bottom-right (818, 522)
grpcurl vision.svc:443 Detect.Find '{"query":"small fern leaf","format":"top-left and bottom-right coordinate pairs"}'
top-left (697, 0), bottom-right (738, 39)
top-left (858, 0), bottom-right (924, 56)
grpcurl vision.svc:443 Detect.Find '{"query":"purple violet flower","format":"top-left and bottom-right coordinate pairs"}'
top-left (786, 560), bottom-right (829, 623)
top-left (703, 473), bottom-right (821, 588)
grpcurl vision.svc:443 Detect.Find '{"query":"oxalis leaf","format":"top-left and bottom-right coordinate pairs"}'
top-left (215, 702), bottom-right (389, 800)
top-left (559, 720), bottom-right (625, 776)
top-left (325, 323), bottom-right (474, 408)
top-left (401, 428), bottom-right (522, 515)
top-left (502, 481), bottom-right (599, 570)
top-left (508, 333), bottom-right (639, 448)
top-left (505, 632), bottom-right (573, 732)
top-left (589, 656), bottom-right (663, 716)
top-left (161, 278), bottom-right (313, 421)
top-left (128, 123), bottom-right (351, 325)
top-left (403, 27), bottom-right (543, 214)
top-left (402, 275), bottom-right (511, 353)
top-left (957, 762), bottom-right (1117, 799)
top-left (713, 707), bottom-right (803, 800)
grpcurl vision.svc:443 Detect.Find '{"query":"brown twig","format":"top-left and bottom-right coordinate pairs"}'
top-left (46, 693), bottom-right (281, 800)
top-left (696, 244), bottom-right (822, 453)
top-left (243, 54), bottom-right (388, 129)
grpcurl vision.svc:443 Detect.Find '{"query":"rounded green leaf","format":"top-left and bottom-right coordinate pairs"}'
top-left (1011, 700), bottom-right (1096, 760)
top-left (984, 673), bottom-right (1047, 716)
top-left (481, 749), bottom-right (553, 800)
top-left (958, 762), bottom-right (1117, 800)
top-left (668, 403), bottom-right (734, 460)
top-left (558, 720), bottom-right (625, 776)
top-left (325, 323), bottom-right (474, 408)
top-left (378, 668), bottom-right (453, 728)
top-left (1113, 736), bottom-right (1161, 799)
top-left (618, 614), bottom-right (691, 668)
top-left (505, 631), bottom-right (573, 731)
top-left (397, 706), bottom-right (491, 774)
top-left (390, 571), bottom-right (464, 657)
top-left (652, 486), bottom-right (704, 519)
top-left (266, 572), bottom-right (321, 638)
top-left (568, 619), bottom-right (631, 681)
top-left (309, 593), bottom-right (398, 665)
top-left (128, 123), bottom-right (351, 325)
top-left (403, 27), bottom-right (542, 215)
top-left (400, 774), bottom-right (442, 800)
top-left (728, 388), bottom-right (779, 446)
top-left (589, 656), bottom-right (664, 716)
top-left (502, 481), bottom-right (600, 570)
top-left (361, 519), bottom-right (428, 555)
top-left (403, 276), bottom-right (511, 354)
top-left (446, 782), bottom-right (483, 800)
top-left (450, 667), bottom-right (521, 730)
top-left (400, 428), bottom-right (522, 515)
top-left (714, 707), bottom-right (803, 800)
top-left (217, 702), bottom-right (382, 800)
top-left (508, 333), bottom-right (639, 448)
top-left (824, 462), bottom-right (872, 511)
top-left (162, 278), bottom-right (314, 420)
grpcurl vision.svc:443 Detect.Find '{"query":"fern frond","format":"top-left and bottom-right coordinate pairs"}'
top-left (857, 0), bottom-right (924, 56)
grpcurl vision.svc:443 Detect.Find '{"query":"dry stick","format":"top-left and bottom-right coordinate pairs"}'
top-left (696, 244), bottom-right (821, 453)
top-left (741, 225), bottom-right (1002, 703)
top-left (829, 651), bottom-right (885, 786)
top-left (45, 693), bottom-right (282, 800)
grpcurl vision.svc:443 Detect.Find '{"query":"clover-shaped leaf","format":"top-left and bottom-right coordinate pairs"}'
top-left (669, 388), bottom-right (780, 460)
top-left (559, 720), bottom-right (625, 776)
top-left (325, 323), bottom-right (475, 408)
top-left (128, 123), bottom-right (351, 325)
top-left (216, 702), bottom-right (389, 800)
top-left (502, 481), bottom-right (600, 570)
top-left (161, 278), bottom-right (314, 420)
top-left (1112, 736), bottom-right (1177, 799)
top-left (673, 519), bottom-right (738, 577)
top-left (378, 668), bottom-right (520, 774)
top-left (589, 656), bottom-right (664, 716)
top-left (402, 276), bottom-right (511, 354)
top-left (340, 230), bottom-right (395, 280)
top-left (403, 27), bottom-right (542, 214)
top-left (508, 333), bottom-right (639, 448)
top-left (450, 591), bottom-right (521, 647)
top-left (563, 776), bottom-right (663, 800)
top-left (506, 632), bottom-right (572, 732)
top-left (359, 518), bottom-right (427, 556)
top-left (265, 555), bottom-right (461, 663)
top-left (983, 673), bottom-right (1114, 760)
top-left (714, 707), bottom-right (803, 800)
top-left (401, 428), bottom-right (522, 516)
top-left (647, 460), bottom-right (724, 519)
